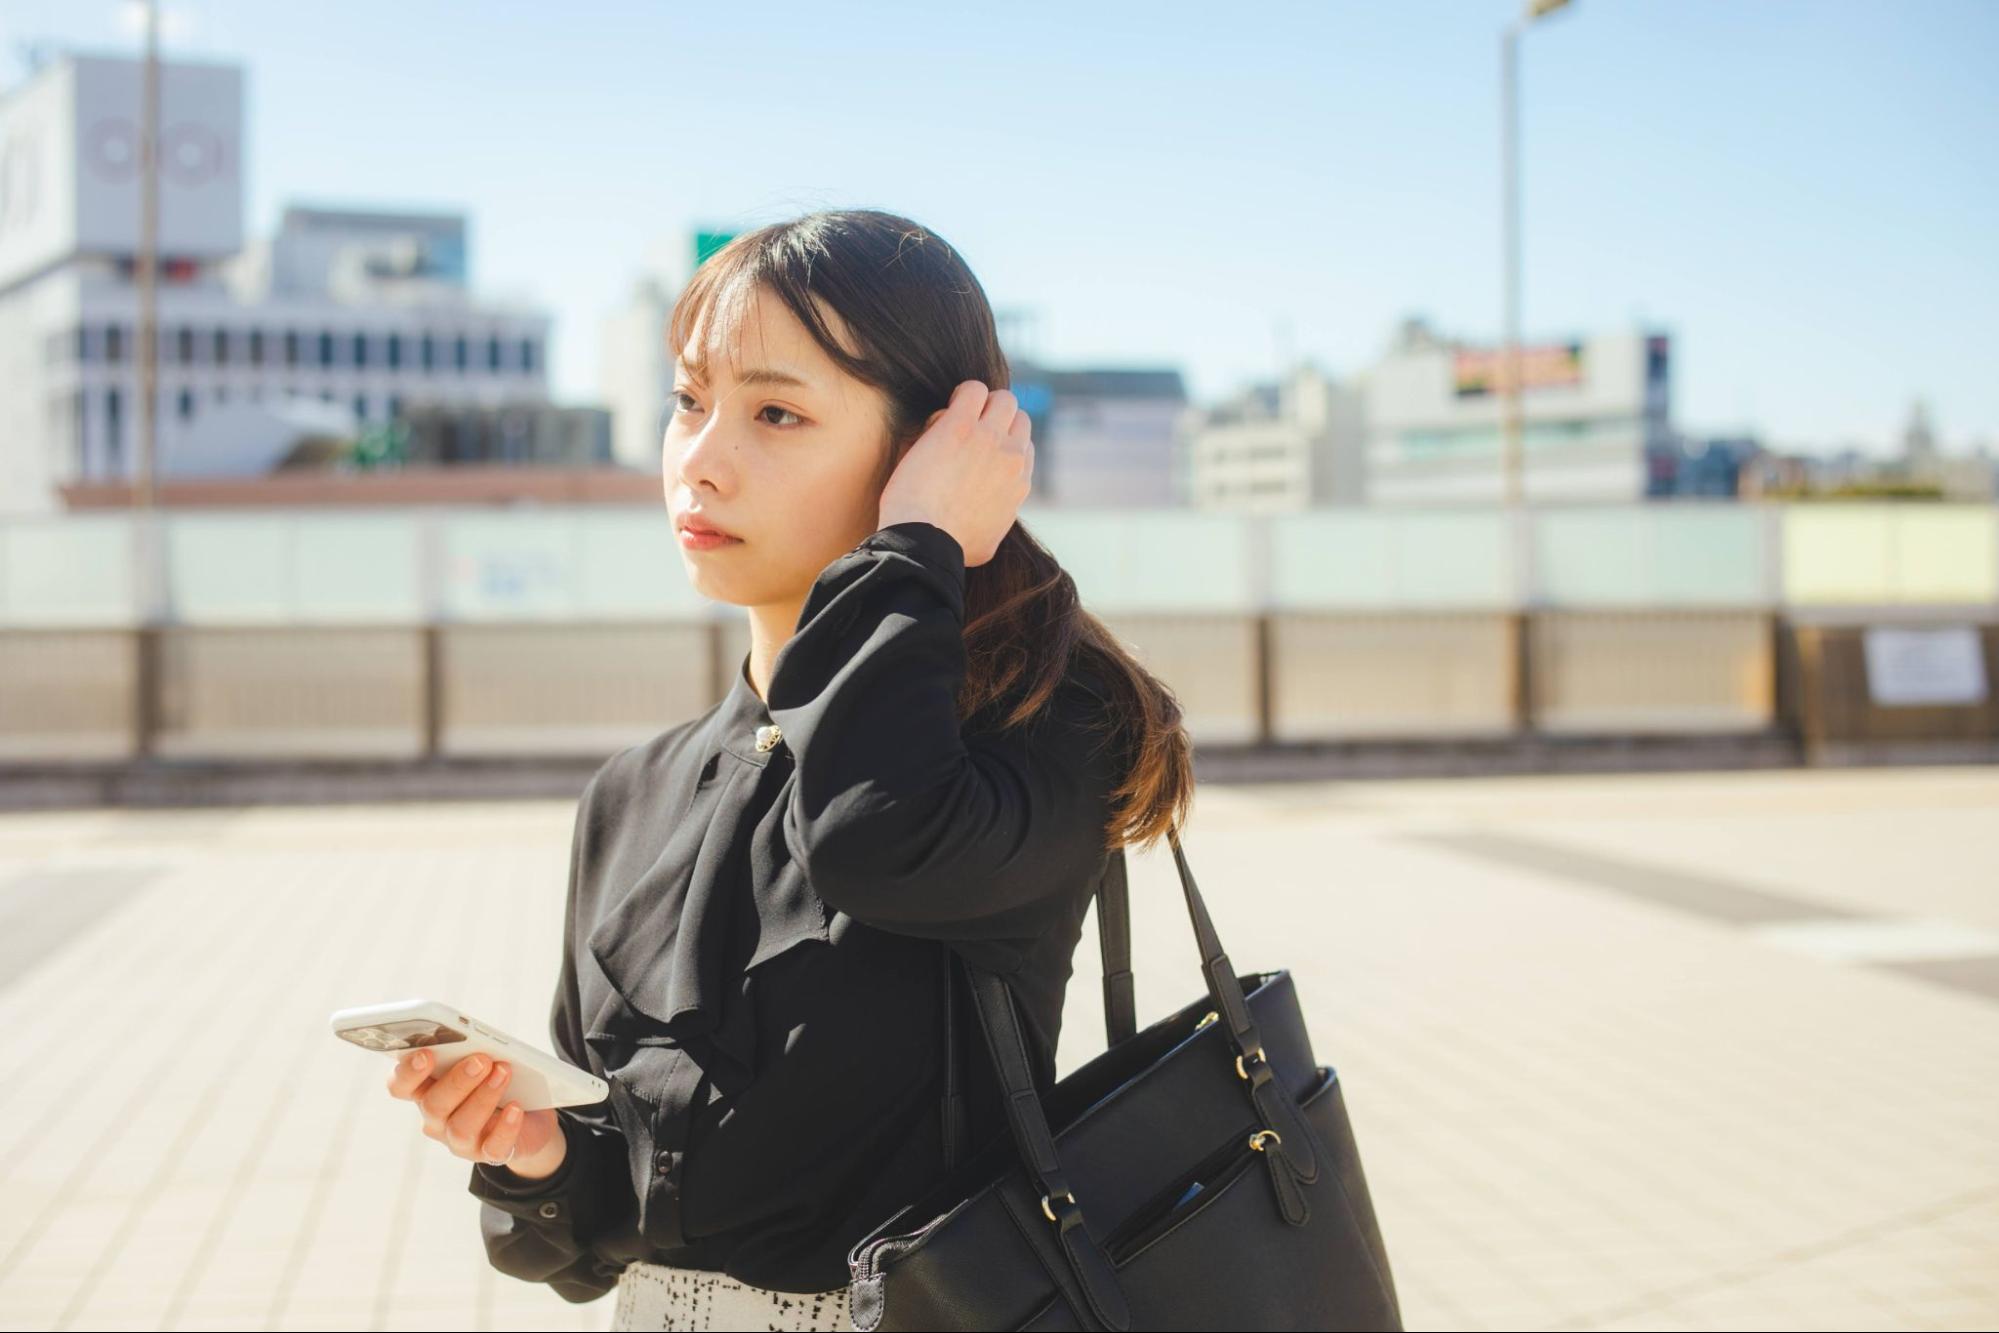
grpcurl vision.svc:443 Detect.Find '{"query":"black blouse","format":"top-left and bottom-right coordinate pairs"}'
top-left (466, 519), bottom-right (1127, 1300)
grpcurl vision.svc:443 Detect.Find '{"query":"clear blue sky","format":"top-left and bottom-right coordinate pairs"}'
top-left (6, 0), bottom-right (1995, 457)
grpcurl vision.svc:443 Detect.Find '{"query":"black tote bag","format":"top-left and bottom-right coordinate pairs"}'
top-left (844, 827), bottom-right (1403, 1331)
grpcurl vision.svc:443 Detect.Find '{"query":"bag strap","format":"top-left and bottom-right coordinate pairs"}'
top-left (941, 841), bottom-right (1135, 1169)
top-left (967, 963), bottom-right (1131, 1330)
top-left (1095, 846), bottom-right (1137, 1047)
top-left (940, 943), bottom-right (967, 1171)
top-left (955, 825), bottom-right (1322, 1331)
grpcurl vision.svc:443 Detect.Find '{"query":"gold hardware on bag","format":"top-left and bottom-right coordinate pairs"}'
top-left (1235, 1045), bottom-right (1266, 1080)
top-left (1194, 1010), bottom-right (1219, 1030)
top-left (1247, 1129), bottom-right (1282, 1153)
top-left (1040, 1190), bottom-right (1075, 1223)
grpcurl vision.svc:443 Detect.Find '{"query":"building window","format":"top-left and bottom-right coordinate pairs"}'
top-left (70, 389), bottom-right (88, 476)
top-left (106, 388), bottom-right (123, 473)
top-left (213, 328), bottom-right (229, 365)
top-left (386, 393), bottom-right (402, 421)
top-left (421, 333), bottom-right (436, 371)
top-left (519, 338), bottom-right (536, 375)
top-left (354, 394), bottom-right (369, 422)
top-left (487, 335), bottom-right (502, 371)
top-left (352, 332), bottom-right (369, 369)
top-left (248, 329), bottom-right (264, 365)
top-left (319, 331), bottom-right (336, 368)
top-left (176, 326), bottom-right (195, 365)
top-left (387, 334), bottom-right (403, 371)
top-left (106, 325), bottom-right (124, 364)
top-left (69, 389), bottom-right (87, 476)
top-left (178, 388), bottom-right (195, 421)
top-left (453, 335), bottom-right (468, 372)
top-left (284, 330), bottom-right (300, 367)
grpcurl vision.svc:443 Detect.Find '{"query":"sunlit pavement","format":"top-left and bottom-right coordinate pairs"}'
top-left (1, 764), bottom-right (1995, 1332)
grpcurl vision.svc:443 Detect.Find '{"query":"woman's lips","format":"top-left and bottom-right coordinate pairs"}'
top-left (678, 521), bottom-right (742, 550)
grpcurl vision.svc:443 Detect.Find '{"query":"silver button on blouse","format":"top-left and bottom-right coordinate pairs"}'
top-left (754, 723), bottom-right (783, 753)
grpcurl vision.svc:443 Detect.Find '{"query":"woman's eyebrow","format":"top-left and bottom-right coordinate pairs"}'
top-left (677, 362), bottom-right (815, 390)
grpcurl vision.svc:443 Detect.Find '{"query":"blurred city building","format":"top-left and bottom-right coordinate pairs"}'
top-left (1727, 401), bottom-right (1997, 502)
top-left (1646, 433), bottom-right (1761, 498)
top-left (601, 271), bottom-right (676, 472)
top-left (0, 51), bottom-right (553, 516)
top-left (1180, 360), bottom-right (1367, 510)
top-left (1007, 361), bottom-right (1187, 505)
top-left (401, 402), bottom-right (610, 468)
top-left (1363, 315), bottom-right (1673, 504)
top-left (1899, 399), bottom-right (1997, 501)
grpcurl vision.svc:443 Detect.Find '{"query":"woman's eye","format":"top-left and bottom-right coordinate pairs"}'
top-left (666, 391), bottom-right (799, 428)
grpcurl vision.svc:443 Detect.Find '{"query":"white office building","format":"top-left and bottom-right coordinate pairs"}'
top-left (600, 272), bottom-right (675, 472)
top-left (0, 51), bottom-right (551, 514)
top-left (1363, 316), bottom-right (1673, 504)
top-left (1183, 361), bottom-right (1367, 511)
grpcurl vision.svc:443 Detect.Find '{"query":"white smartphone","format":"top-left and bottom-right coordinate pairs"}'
top-left (329, 998), bottom-right (609, 1111)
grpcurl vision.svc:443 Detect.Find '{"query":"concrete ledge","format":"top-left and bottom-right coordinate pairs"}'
top-left (0, 755), bottom-right (607, 810)
top-left (0, 730), bottom-right (1837, 810)
top-left (8, 732), bottom-right (1994, 811)
top-left (1189, 730), bottom-right (1806, 783)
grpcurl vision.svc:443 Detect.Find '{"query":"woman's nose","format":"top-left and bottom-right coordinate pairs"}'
top-left (672, 411), bottom-right (735, 490)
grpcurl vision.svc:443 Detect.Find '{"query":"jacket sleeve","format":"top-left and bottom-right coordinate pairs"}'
top-left (766, 520), bottom-right (1125, 959)
top-left (466, 763), bottom-right (639, 1304)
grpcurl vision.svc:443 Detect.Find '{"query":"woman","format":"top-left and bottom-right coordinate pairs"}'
top-left (384, 209), bottom-right (1193, 1329)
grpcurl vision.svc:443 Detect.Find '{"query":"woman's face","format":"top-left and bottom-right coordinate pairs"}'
top-left (663, 284), bottom-right (896, 608)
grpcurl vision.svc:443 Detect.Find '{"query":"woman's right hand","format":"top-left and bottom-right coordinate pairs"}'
top-left (387, 1049), bottom-right (568, 1181)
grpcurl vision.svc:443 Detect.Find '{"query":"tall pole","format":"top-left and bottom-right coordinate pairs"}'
top-left (136, 0), bottom-right (160, 515)
top-left (131, 0), bottom-right (164, 759)
top-left (1498, 0), bottom-right (1573, 509)
top-left (1500, 21), bottom-right (1521, 508)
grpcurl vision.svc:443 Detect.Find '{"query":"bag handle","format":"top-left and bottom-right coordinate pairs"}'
top-left (935, 676), bottom-right (1124, 1172)
top-left (940, 835), bottom-right (1133, 1168)
top-left (1095, 845), bottom-right (1137, 1048)
top-left (954, 825), bottom-right (1322, 1330)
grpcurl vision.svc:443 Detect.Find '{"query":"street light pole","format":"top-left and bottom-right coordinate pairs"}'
top-left (137, 0), bottom-right (160, 516)
top-left (1499, 0), bottom-right (1573, 509)
top-left (132, 0), bottom-right (163, 759)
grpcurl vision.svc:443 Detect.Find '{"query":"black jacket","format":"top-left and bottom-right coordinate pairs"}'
top-left (466, 519), bottom-right (1126, 1299)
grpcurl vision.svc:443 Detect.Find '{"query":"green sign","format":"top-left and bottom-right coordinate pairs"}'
top-left (694, 230), bottom-right (737, 268)
top-left (351, 422), bottom-right (409, 470)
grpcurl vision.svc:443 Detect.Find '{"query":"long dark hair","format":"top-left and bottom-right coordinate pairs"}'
top-left (667, 208), bottom-right (1192, 851)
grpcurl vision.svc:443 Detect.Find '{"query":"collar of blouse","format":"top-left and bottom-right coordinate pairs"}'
top-left (716, 649), bottom-right (787, 767)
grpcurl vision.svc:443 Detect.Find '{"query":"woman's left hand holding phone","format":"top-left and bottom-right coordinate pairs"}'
top-left (386, 1049), bottom-right (568, 1182)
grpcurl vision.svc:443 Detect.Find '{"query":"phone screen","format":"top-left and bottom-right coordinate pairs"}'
top-left (336, 1019), bottom-right (468, 1053)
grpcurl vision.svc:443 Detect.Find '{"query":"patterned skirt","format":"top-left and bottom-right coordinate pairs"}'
top-left (611, 1260), bottom-right (853, 1331)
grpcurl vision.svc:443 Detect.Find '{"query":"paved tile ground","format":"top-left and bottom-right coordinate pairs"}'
top-left (0, 764), bottom-right (1994, 1331)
